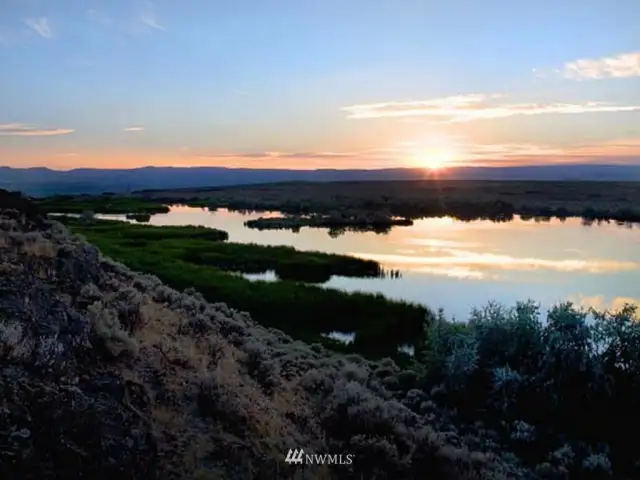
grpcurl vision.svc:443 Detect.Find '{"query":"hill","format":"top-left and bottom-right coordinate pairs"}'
top-left (2, 163), bottom-right (640, 196)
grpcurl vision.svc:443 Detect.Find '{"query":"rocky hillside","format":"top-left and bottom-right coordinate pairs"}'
top-left (0, 191), bottom-right (539, 479)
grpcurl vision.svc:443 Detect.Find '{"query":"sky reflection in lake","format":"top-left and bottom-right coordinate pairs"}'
top-left (99, 206), bottom-right (640, 321)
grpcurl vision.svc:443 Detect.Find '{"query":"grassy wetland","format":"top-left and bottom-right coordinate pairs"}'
top-left (58, 215), bottom-right (427, 358)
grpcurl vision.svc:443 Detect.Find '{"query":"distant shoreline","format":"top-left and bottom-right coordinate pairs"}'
top-left (135, 179), bottom-right (640, 226)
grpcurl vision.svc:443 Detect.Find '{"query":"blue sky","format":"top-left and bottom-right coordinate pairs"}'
top-left (1, 0), bottom-right (639, 169)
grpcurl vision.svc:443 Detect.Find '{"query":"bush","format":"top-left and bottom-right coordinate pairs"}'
top-left (415, 301), bottom-right (640, 477)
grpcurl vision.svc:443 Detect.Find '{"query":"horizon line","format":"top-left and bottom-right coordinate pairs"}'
top-left (2, 162), bottom-right (640, 173)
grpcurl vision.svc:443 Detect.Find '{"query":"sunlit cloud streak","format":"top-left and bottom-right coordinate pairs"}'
top-left (341, 94), bottom-right (640, 122)
top-left (0, 123), bottom-right (73, 136)
top-left (563, 52), bottom-right (640, 80)
top-left (190, 136), bottom-right (640, 169)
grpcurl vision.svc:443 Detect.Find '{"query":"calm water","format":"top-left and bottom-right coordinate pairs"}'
top-left (95, 206), bottom-right (640, 322)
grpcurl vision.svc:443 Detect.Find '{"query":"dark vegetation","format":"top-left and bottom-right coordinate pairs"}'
top-left (57, 216), bottom-right (426, 357)
top-left (180, 242), bottom-right (384, 282)
top-left (2, 188), bottom-right (640, 479)
top-left (136, 179), bottom-right (640, 225)
top-left (244, 212), bottom-right (414, 235)
top-left (125, 212), bottom-right (152, 222)
top-left (37, 194), bottom-right (171, 215)
top-left (414, 302), bottom-right (640, 479)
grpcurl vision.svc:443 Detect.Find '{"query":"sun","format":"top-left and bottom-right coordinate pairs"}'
top-left (412, 148), bottom-right (456, 170)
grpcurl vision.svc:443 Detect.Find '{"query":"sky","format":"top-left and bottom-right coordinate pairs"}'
top-left (1, 0), bottom-right (639, 170)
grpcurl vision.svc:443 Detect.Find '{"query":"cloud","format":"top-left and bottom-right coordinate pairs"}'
top-left (194, 150), bottom-right (384, 161)
top-left (341, 93), bottom-right (640, 122)
top-left (25, 17), bottom-right (54, 39)
top-left (439, 138), bottom-right (640, 167)
top-left (0, 123), bottom-right (73, 136)
top-left (190, 148), bottom-right (406, 169)
top-left (463, 143), bottom-right (566, 161)
top-left (563, 52), bottom-right (640, 80)
top-left (186, 136), bottom-right (640, 169)
top-left (140, 13), bottom-right (163, 30)
top-left (124, 126), bottom-right (145, 132)
top-left (139, 2), bottom-right (164, 31)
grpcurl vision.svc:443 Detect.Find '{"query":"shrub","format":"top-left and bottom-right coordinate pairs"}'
top-left (87, 301), bottom-right (138, 357)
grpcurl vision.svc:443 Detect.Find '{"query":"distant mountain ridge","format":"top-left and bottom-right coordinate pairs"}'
top-left (1, 164), bottom-right (640, 196)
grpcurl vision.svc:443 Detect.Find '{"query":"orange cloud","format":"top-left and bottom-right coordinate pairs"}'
top-left (191, 149), bottom-right (408, 169)
top-left (453, 138), bottom-right (640, 166)
top-left (341, 94), bottom-right (640, 122)
top-left (563, 52), bottom-right (640, 80)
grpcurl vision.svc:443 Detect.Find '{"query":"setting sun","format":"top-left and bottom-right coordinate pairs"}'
top-left (412, 148), bottom-right (457, 170)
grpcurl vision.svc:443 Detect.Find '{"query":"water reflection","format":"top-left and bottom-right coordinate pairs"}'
top-left (322, 331), bottom-right (355, 345)
top-left (93, 206), bottom-right (640, 321)
top-left (347, 251), bottom-right (638, 276)
top-left (569, 294), bottom-right (640, 313)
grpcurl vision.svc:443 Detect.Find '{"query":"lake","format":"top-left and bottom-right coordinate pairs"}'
top-left (94, 205), bottom-right (639, 322)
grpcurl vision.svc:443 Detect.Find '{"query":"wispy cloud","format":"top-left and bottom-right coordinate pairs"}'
top-left (124, 126), bottom-right (145, 132)
top-left (341, 93), bottom-right (640, 122)
top-left (194, 150), bottom-right (376, 161)
top-left (0, 123), bottom-right (73, 136)
top-left (140, 12), bottom-right (164, 30)
top-left (25, 17), bottom-right (54, 39)
top-left (139, 2), bottom-right (164, 31)
top-left (189, 148), bottom-right (408, 169)
top-left (441, 138), bottom-right (640, 166)
top-left (563, 52), bottom-right (640, 80)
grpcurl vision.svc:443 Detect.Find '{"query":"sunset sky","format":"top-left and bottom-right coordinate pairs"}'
top-left (1, 0), bottom-right (639, 170)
